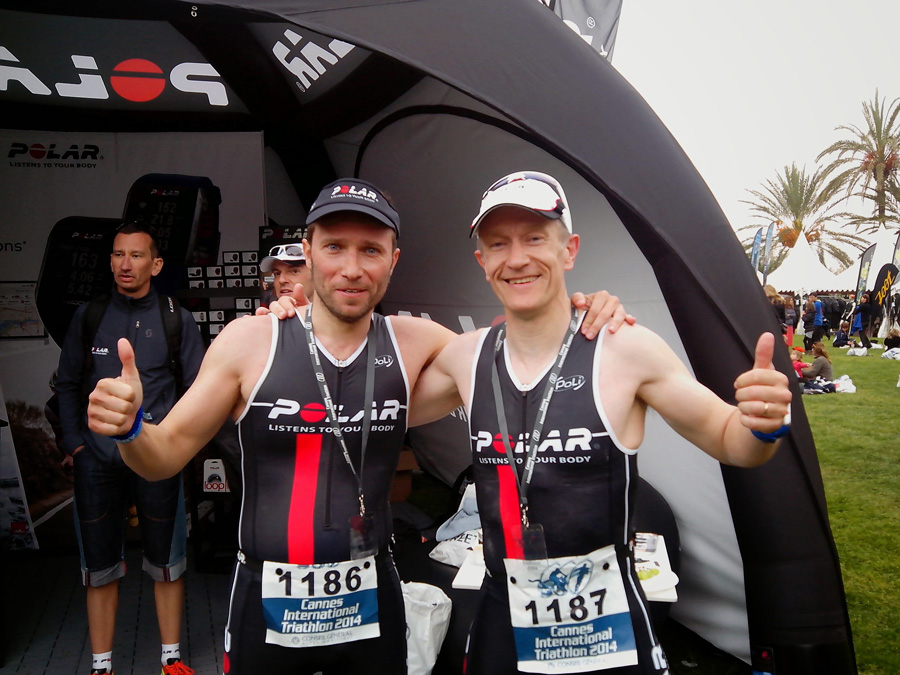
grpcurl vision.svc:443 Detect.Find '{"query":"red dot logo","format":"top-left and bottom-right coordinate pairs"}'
top-left (110, 59), bottom-right (166, 102)
top-left (492, 433), bottom-right (513, 454)
top-left (340, 185), bottom-right (350, 194)
top-left (29, 144), bottom-right (46, 159)
top-left (300, 402), bottom-right (327, 423)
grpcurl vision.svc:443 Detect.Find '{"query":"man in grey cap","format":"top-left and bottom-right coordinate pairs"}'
top-left (260, 242), bottom-right (312, 301)
top-left (86, 176), bottom-right (629, 674)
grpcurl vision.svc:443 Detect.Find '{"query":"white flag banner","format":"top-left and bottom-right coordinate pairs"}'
top-left (542, 0), bottom-right (622, 60)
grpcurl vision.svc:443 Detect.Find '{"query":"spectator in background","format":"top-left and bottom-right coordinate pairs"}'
top-left (800, 342), bottom-right (834, 383)
top-left (56, 223), bottom-right (203, 675)
top-left (783, 294), bottom-right (798, 346)
top-left (832, 321), bottom-right (853, 348)
top-left (852, 293), bottom-right (874, 349)
top-left (259, 243), bottom-right (312, 302)
top-left (802, 298), bottom-right (817, 352)
top-left (764, 285), bottom-right (787, 340)
top-left (884, 327), bottom-right (900, 350)
top-left (789, 347), bottom-right (806, 378)
top-left (809, 293), bottom-right (827, 345)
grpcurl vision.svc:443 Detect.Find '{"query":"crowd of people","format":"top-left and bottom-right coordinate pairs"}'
top-left (767, 281), bottom-right (900, 395)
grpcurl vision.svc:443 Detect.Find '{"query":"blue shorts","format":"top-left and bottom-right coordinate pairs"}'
top-left (73, 447), bottom-right (187, 587)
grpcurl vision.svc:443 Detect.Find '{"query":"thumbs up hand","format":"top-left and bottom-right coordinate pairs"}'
top-left (733, 332), bottom-right (793, 433)
top-left (88, 338), bottom-right (145, 437)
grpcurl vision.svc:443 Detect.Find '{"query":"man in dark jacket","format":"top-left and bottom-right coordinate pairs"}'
top-left (56, 223), bottom-right (204, 675)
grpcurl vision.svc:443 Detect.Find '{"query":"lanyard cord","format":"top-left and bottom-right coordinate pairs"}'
top-left (491, 307), bottom-right (579, 526)
top-left (302, 305), bottom-right (377, 516)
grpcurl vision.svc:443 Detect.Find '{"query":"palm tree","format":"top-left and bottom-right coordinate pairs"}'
top-left (737, 163), bottom-right (868, 272)
top-left (817, 90), bottom-right (900, 234)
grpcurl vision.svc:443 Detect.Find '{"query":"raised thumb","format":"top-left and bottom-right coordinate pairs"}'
top-left (753, 332), bottom-right (776, 370)
top-left (118, 337), bottom-right (139, 381)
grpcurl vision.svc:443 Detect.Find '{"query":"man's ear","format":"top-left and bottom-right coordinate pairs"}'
top-left (389, 247), bottom-right (400, 275)
top-left (151, 256), bottom-right (164, 277)
top-left (564, 233), bottom-right (580, 271)
top-left (302, 239), bottom-right (312, 271)
top-left (474, 249), bottom-right (488, 279)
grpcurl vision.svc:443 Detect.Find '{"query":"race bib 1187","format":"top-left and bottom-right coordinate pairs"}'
top-left (504, 546), bottom-right (639, 673)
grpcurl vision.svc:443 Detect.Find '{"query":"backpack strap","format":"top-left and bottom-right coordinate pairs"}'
top-left (80, 294), bottom-right (111, 405)
top-left (158, 295), bottom-right (185, 397)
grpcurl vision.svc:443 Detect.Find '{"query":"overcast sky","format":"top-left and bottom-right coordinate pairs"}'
top-left (612, 1), bottom-right (900, 246)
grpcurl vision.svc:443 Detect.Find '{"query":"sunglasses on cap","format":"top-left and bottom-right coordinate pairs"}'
top-left (472, 170), bottom-right (573, 236)
top-left (481, 171), bottom-right (566, 214)
top-left (268, 244), bottom-right (304, 257)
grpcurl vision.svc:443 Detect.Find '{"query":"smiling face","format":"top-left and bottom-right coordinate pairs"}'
top-left (110, 231), bottom-right (163, 298)
top-left (304, 213), bottom-right (399, 325)
top-left (474, 206), bottom-right (579, 319)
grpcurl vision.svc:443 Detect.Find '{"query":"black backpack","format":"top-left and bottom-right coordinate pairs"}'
top-left (79, 293), bottom-right (184, 404)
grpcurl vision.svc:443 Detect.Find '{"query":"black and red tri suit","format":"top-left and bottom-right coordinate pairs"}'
top-left (464, 321), bottom-right (668, 675)
top-left (224, 312), bottom-right (409, 674)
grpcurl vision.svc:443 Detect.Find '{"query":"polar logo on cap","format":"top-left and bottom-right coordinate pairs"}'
top-left (331, 184), bottom-right (379, 202)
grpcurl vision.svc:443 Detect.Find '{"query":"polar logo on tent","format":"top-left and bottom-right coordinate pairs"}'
top-left (271, 29), bottom-right (355, 93)
top-left (0, 46), bottom-right (228, 106)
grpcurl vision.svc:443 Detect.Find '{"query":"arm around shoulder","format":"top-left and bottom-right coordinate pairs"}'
top-left (408, 328), bottom-right (482, 427)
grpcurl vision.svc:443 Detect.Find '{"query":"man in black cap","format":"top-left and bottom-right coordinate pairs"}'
top-left (86, 177), bottom-right (629, 674)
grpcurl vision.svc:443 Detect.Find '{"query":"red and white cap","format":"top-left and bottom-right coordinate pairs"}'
top-left (470, 171), bottom-right (572, 237)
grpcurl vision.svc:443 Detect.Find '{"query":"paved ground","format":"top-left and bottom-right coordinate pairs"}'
top-left (0, 544), bottom-right (231, 675)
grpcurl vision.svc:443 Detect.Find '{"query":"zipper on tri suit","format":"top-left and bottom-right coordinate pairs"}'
top-left (517, 389), bottom-right (529, 478)
top-left (322, 361), bottom-right (344, 530)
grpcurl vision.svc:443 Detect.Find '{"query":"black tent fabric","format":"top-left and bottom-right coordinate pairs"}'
top-left (0, 1), bottom-right (855, 672)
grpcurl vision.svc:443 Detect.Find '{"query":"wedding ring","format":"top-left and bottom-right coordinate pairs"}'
top-left (763, 402), bottom-right (769, 416)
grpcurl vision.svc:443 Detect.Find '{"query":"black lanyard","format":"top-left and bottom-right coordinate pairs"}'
top-left (491, 307), bottom-right (579, 526)
top-left (302, 305), bottom-right (377, 517)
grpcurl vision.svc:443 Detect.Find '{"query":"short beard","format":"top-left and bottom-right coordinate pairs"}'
top-left (310, 269), bottom-right (388, 325)
top-left (317, 291), bottom-right (378, 324)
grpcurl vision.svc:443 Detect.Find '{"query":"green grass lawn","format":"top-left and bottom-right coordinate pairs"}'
top-left (797, 337), bottom-right (900, 675)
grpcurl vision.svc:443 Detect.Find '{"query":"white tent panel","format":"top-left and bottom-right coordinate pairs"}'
top-left (765, 234), bottom-right (840, 293)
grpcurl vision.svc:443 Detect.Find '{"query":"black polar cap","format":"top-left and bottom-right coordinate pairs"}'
top-left (305, 178), bottom-right (400, 237)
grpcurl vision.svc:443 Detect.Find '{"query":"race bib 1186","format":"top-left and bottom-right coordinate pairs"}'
top-left (261, 556), bottom-right (379, 648)
top-left (504, 546), bottom-right (639, 673)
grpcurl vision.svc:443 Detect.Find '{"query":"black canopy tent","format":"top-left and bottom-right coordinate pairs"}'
top-left (0, 1), bottom-right (855, 671)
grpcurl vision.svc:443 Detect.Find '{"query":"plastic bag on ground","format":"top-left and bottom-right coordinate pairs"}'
top-left (402, 581), bottom-right (452, 675)
top-left (834, 374), bottom-right (856, 393)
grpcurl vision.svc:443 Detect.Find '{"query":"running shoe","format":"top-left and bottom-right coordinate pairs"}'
top-left (161, 659), bottom-right (194, 675)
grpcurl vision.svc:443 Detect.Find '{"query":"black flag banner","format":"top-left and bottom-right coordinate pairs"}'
top-left (871, 263), bottom-right (898, 324)
top-left (541, 0), bottom-right (622, 60)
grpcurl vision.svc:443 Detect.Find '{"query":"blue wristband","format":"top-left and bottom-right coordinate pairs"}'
top-left (751, 424), bottom-right (790, 444)
top-left (111, 406), bottom-right (143, 444)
